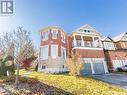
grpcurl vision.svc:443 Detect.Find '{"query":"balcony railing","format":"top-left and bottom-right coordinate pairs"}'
top-left (73, 40), bottom-right (101, 48)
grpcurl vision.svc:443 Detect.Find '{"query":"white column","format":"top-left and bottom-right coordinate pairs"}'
top-left (81, 36), bottom-right (84, 46)
top-left (99, 37), bottom-right (103, 47)
top-left (92, 37), bottom-right (95, 47)
top-left (73, 35), bottom-right (77, 46)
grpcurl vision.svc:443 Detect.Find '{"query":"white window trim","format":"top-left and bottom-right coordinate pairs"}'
top-left (51, 44), bottom-right (58, 59)
top-left (51, 29), bottom-right (58, 39)
top-left (61, 46), bottom-right (66, 60)
top-left (61, 33), bottom-right (66, 43)
top-left (42, 31), bottom-right (49, 41)
top-left (40, 45), bottom-right (49, 60)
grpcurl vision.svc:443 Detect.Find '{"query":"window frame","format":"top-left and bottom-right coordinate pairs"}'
top-left (61, 46), bottom-right (66, 60)
top-left (41, 45), bottom-right (49, 60)
top-left (51, 45), bottom-right (58, 59)
top-left (42, 31), bottom-right (48, 41)
top-left (51, 29), bottom-right (58, 39)
top-left (61, 32), bottom-right (66, 43)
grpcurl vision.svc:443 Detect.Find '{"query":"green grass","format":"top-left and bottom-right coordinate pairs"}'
top-left (18, 70), bottom-right (127, 95)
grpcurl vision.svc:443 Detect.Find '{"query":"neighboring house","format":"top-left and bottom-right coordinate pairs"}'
top-left (71, 25), bottom-right (108, 75)
top-left (102, 33), bottom-right (127, 71)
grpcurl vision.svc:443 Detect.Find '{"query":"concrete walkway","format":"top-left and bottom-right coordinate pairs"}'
top-left (92, 73), bottom-right (127, 89)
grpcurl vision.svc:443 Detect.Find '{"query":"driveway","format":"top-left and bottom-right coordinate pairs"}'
top-left (92, 73), bottom-right (127, 89)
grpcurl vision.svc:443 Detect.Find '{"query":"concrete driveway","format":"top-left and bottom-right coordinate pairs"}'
top-left (92, 73), bottom-right (127, 89)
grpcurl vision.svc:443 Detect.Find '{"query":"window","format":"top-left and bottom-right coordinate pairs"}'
top-left (51, 30), bottom-right (57, 39)
top-left (84, 30), bottom-right (90, 33)
top-left (42, 66), bottom-right (45, 69)
top-left (61, 47), bottom-right (66, 59)
top-left (61, 33), bottom-right (66, 42)
top-left (41, 46), bottom-right (48, 60)
top-left (63, 65), bottom-right (64, 68)
top-left (51, 45), bottom-right (58, 58)
top-left (42, 31), bottom-right (48, 40)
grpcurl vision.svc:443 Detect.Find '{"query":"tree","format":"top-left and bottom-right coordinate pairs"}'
top-left (66, 51), bottom-right (83, 76)
top-left (21, 55), bottom-right (37, 70)
top-left (13, 27), bottom-right (35, 88)
top-left (0, 27), bottom-right (35, 87)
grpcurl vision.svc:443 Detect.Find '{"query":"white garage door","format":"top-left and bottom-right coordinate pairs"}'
top-left (93, 63), bottom-right (105, 74)
top-left (80, 63), bottom-right (105, 75)
top-left (80, 63), bottom-right (92, 75)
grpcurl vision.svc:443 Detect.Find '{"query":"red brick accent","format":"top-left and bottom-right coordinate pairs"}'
top-left (73, 49), bottom-right (105, 58)
top-left (104, 50), bottom-right (127, 71)
top-left (40, 29), bottom-right (67, 57)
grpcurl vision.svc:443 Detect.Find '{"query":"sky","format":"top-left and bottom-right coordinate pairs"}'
top-left (0, 0), bottom-right (127, 48)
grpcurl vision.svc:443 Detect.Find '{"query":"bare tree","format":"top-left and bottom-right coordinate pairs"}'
top-left (0, 27), bottom-right (35, 88)
top-left (13, 27), bottom-right (35, 88)
top-left (66, 51), bottom-right (83, 76)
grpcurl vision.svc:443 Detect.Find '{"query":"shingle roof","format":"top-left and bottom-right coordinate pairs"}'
top-left (113, 32), bottom-right (127, 42)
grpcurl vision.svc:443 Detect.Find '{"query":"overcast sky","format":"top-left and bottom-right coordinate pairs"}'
top-left (0, 0), bottom-right (127, 48)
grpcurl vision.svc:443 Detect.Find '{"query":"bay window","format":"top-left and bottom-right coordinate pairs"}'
top-left (51, 30), bottom-right (58, 39)
top-left (61, 33), bottom-right (66, 42)
top-left (51, 45), bottom-right (58, 58)
top-left (41, 46), bottom-right (48, 60)
top-left (61, 47), bottom-right (66, 59)
top-left (42, 31), bottom-right (48, 41)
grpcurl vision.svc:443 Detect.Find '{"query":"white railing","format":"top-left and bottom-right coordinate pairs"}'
top-left (73, 40), bottom-right (101, 48)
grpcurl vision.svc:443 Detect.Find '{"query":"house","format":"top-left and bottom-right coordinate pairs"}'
top-left (38, 24), bottom-right (127, 74)
top-left (102, 33), bottom-right (127, 71)
top-left (38, 24), bottom-right (109, 74)
top-left (38, 26), bottom-right (68, 73)
top-left (70, 25), bottom-right (108, 75)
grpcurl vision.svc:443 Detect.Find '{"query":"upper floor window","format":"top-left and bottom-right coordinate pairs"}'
top-left (51, 30), bottom-right (58, 39)
top-left (41, 46), bottom-right (48, 60)
top-left (84, 30), bottom-right (90, 33)
top-left (104, 42), bottom-right (115, 50)
top-left (61, 33), bottom-right (66, 43)
top-left (42, 31), bottom-right (48, 41)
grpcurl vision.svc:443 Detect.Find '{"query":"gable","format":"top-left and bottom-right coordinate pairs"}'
top-left (121, 33), bottom-right (127, 41)
top-left (72, 24), bottom-right (100, 36)
top-left (102, 36), bottom-right (113, 42)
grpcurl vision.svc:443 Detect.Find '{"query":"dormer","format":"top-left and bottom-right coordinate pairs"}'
top-left (101, 36), bottom-right (116, 50)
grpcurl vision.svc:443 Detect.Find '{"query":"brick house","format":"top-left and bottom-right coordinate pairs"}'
top-left (71, 25), bottom-right (108, 75)
top-left (38, 26), bottom-right (68, 73)
top-left (38, 24), bottom-right (127, 74)
top-left (102, 33), bottom-right (127, 71)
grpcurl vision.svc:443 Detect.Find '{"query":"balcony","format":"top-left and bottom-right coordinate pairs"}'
top-left (72, 35), bottom-right (103, 48)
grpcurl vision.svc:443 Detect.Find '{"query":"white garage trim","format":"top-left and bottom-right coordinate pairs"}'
top-left (90, 62), bottom-right (95, 74)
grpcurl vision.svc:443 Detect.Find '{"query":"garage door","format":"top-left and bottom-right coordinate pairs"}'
top-left (80, 63), bottom-right (92, 75)
top-left (93, 63), bottom-right (105, 74)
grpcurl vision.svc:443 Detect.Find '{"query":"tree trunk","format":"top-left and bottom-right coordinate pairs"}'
top-left (15, 62), bottom-right (19, 89)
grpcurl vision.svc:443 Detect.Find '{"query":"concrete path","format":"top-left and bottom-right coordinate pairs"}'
top-left (92, 73), bottom-right (127, 89)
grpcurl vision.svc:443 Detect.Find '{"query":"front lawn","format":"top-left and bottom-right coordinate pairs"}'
top-left (18, 70), bottom-right (127, 95)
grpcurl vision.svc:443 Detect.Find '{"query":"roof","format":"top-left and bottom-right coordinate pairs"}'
top-left (101, 36), bottom-right (114, 42)
top-left (113, 32), bottom-right (127, 42)
top-left (39, 26), bottom-right (67, 35)
top-left (71, 24), bottom-right (100, 36)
